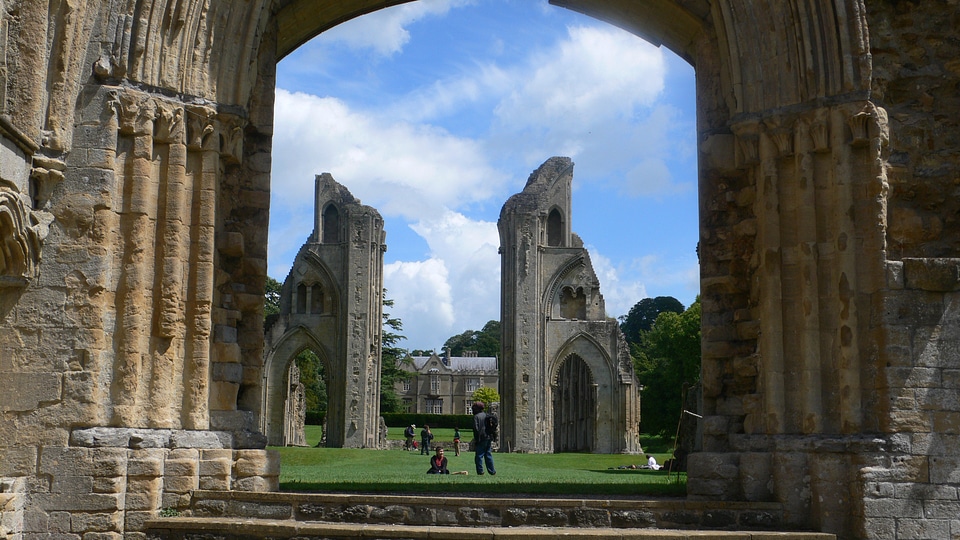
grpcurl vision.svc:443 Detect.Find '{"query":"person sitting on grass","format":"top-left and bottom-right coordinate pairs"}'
top-left (427, 447), bottom-right (449, 474)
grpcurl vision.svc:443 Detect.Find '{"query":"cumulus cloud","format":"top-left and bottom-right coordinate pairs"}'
top-left (588, 246), bottom-right (700, 317)
top-left (271, 89), bottom-right (509, 220)
top-left (319, 0), bottom-right (476, 56)
top-left (385, 211), bottom-right (501, 349)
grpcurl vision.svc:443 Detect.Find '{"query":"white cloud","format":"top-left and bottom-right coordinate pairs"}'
top-left (385, 211), bottom-right (501, 349)
top-left (271, 89), bottom-right (509, 221)
top-left (319, 0), bottom-right (476, 56)
top-left (587, 246), bottom-right (700, 318)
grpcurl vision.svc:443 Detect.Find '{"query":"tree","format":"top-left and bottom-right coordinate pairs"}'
top-left (471, 387), bottom-right (501, 408)
top-left (264, 276), bottom-right (282, 318)
top-left (633, 297), bottom-right (701, 436)
top-left (380, 293), bottom-right (412, 413)
top-left (295, 349), bottom-right (326, 415)
top-left (442, 320), bottom-right (501, 357)
top-left (619, 296), bottom-right (684, 345)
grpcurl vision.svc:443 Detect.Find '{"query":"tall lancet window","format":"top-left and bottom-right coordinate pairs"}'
top-left (322, 205), bottom-right (340, 243)
top-left (547, 208), bottom-right (563, 247)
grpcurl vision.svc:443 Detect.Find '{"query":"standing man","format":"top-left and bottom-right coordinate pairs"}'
top-left (420, 424), bottom-right (434, 455)
top-left (404, 424), bottom-right (416, 451)
top-left (472, 402), bottom-right (496, 475)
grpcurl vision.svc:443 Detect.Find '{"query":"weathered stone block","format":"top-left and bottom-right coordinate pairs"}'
top-left (739, 452), bottom-right (773, 501)
top-left (125, 459), bottom-right (161, 478)
top-left (198, 459), bottom-right (230, 477)
top-left (0, 447), bottom-right (38, 476)
top-left (0, 373), bottom-right (61, 411)
top-left (161, 460), bottom-right (196, 478)
top-left (50, 477), bottom-right (93, 495)
top-left (232, 476), bottom-right (277, 492)
top-left (208, 381), bottom-right (240, 411)
top-left (903, 258), bottom-right (960, 291)
top-left (70, 513), bottom-right (120, 533)
top-left (930, 457), bottom-right (960, 483)
top-left (863, 496), bottom-right (923, 518)
top-left (69, 428), bottom-right (131, 448)
top-left (81, 532), bottom-right (122, 540)
top-left (34, 493), bottom-right (121, 513)
top-left (160, 475), bottom-right (196, 494)
top-left (233, 450), bottom-right (279, 477)
top-left (169, 432), bottom-right (223, 449)
top-left (91, 476), bottom-right (124, 495)
top-left (197, 476), bottom-right (230, 491)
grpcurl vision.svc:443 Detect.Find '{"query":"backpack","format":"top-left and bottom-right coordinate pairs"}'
top-left (484, 414), bottom-right (499, 441)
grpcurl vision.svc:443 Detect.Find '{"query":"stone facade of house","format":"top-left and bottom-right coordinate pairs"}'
top-left (398, 351), bottom-right (498, 415)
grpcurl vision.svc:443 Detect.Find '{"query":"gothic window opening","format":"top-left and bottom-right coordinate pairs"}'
top-left (547, 208), bottom-right (563, 247)
top-left (322, 204), bottom-right (340, 243)
top-left (560, 286), bottom-right (587, 319)
top-left (553, 354), bottom-right (595, 453)
top-left (310, 284), bottom-right (323, 313)
top-left (429, 369), bottom-right (441, 394)
top-left (296, 283), bottom-right (307, 314)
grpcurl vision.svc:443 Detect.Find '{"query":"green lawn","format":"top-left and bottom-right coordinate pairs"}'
top-left (277, 426), bottom-right (685, 497)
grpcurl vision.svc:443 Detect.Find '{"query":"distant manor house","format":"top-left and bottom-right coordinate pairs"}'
top-left (398, 351), bottom-right (499, 415)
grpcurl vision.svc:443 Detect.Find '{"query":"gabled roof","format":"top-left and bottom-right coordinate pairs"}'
top-left (410, 355), bottom-right (498, 373)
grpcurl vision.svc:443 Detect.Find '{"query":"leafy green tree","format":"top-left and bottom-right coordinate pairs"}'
top-left (380, 293), bottom-right (412, 413)
top-left (443, 320), bottom-right (501, 357)
top-left (264, 276), bottom-right (282, 318)
top-left (633, 297), bottom-right (701, 436)
top-left (295, 349), bottom-right (326, 415)
top-left (471, 387), bottom-right (501, 408)
top-left (619, 296), bottom-right (684, 345)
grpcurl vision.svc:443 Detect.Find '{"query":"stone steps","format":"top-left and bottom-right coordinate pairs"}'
top-left (142, 491), bottom-right (835, 539)
top-left (145, 517), bottom-right (836, 539)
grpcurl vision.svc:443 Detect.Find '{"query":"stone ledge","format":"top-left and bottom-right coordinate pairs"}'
top-left (145, 517), bottom-right (836, 539)
top-left (186, 491), bottom-right (786, 532)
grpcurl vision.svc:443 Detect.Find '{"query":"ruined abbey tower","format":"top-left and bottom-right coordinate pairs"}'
top-left (262, 174), bottom-right (386, 449)
top-left (499, 157), bottom-right (640, 454)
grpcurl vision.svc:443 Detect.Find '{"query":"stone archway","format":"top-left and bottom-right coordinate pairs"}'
top-left (552, 353), bottom-right (596, 453)
top-left (2, 2), bottom-right (959, 539)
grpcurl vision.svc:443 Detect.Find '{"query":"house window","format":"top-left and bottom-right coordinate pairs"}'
top-left (402, 398), bottom-right (412, 413)
top-left (402, 380), bottom-right (410, 392)
top-left (427, 399), bottom-right (443, 414)
top-left (466, 377), bottom-right (480, 392)
top-left (464, 399), bottom-right (473, 413)
top-left (430, 373), bottom-right (440, 394)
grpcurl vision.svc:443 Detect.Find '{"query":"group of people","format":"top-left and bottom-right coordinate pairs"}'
top-left (414, 401), bottom-right (497, 476)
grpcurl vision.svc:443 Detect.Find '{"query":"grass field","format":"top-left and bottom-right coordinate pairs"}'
top-left (275, 426), bottom-right (685, 497)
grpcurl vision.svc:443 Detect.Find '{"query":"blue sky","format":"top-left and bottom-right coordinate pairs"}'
top-left (269, 0), bottom-right (699, 350)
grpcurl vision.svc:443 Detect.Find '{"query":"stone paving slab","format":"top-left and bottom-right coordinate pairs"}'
top-left (145, 517), bottom-right (837, 540)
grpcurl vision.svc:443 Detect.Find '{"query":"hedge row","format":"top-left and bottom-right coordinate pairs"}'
top-left (382, 413), bottom-right (473, 429)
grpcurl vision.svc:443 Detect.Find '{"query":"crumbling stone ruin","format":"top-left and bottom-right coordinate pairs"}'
top-left (1, 2), bottom-right (959, 539)
top-left (499, 157), bottom-right (640, 454)
top-left (262, 173), bottom-right (386, 449)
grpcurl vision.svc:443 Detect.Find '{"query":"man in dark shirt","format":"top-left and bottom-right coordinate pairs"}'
top-left (472, 401), bottom-right (496, 475)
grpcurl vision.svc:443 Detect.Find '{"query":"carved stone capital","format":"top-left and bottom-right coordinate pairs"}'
top-left (154, 102), bottom-right (185, 144)
top-left (118, 91), bottom-right (157, 136)
top-left (187, 106), bottom-right (217, 151)
top-left (847, 111), bottom-right (871, 147)
top-left (763, 118), bottom-right (795, 157)
top-left (809, 121), bottom-right (830, 153)
top-left (0, 186), bottom-right (48, 287)
top-left (731, 121), bottom-right (760, 169)
top-left (218, 115), bottom-right (247, 164)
